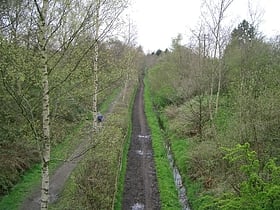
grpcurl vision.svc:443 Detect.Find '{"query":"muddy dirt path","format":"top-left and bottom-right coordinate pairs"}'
top-left (122, 81), bottom-right (161, 210)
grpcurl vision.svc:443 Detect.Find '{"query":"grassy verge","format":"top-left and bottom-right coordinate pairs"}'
top-left (0, 121), bottom-right (85, 210)
top-left (100, 87), bottom-right (121, 113)
top-left (49, 83), bottom-right (136, 209)
top-left (169, 134), bottom-right (202, 209)
top-left (114, 84), bottom-right (137, 210)
top-left (144, 78), bottom-right (182, 209)
top-left (158, 94), bottom-right (236, 209)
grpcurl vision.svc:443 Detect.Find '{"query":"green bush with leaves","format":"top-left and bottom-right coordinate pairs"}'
top-left (198, 143), bottom-right (280, 210)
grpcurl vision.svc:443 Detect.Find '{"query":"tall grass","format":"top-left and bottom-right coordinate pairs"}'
top-left (144, 78), bottom-right (182, 209)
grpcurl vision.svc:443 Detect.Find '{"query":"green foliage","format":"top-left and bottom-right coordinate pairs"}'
top-left (231, 20), bottom-right (256, 44)
top-left (144, 77), bottom-right (182, 209)
top-left (147, 42), bottom-right (208, 108)
top-left (0, 121), bottom-right (85, 210)
top-left (0, 38), bottom-right (41, 196)
top-left (114, 85), bottom-right (137, 210)
top-left (50, 80), bottom-right (137, 210)
top-left (0, 164), bottom-right (41, 210)
top-left (0, 142), bottom-right (39, 196)
top-left (197, 143), bottom-right (280, 210)
top-left (165, 95), bottom-right (210, 139)
top-left (0, 31), bottom-right (136, 199)
top-left (143, 19), bottom-right (280, 210)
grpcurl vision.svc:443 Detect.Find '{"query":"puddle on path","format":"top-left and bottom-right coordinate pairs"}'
top-left (135, 149), bottom-right (153, 159)
top-left (136, 150), bottom-right (144, 155)
top-left (138, 134), bottom-right (150, 139)
top-left (131, 202), bottom-right (145, 210)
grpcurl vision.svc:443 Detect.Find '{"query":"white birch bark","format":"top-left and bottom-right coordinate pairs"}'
top-left (202, 0), bottom-right (234, 118)
top-left (93, 0), bottom-right (100, 131)
top-left (35, 0), bottom-right (50, 209)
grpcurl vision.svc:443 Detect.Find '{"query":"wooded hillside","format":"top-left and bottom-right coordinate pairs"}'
top-left (146, 19), bottom-right (280, 209)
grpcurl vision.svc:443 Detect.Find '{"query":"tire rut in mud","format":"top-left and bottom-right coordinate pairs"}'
top-left (122, 81), bottom-right (160, 210)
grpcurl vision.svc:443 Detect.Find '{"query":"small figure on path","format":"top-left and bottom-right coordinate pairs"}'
top-left (97, 113), bottom-right (104, 123)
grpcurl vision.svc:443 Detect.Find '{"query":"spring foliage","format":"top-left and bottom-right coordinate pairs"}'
top-left (146, 19), bottom-right (280, 209)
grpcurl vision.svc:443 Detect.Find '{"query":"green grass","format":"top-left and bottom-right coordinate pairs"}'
top-left (0, 164), bottom-right (41, 210)
top-left (169, 135), bottom-right (202, 209)
top-left (99, 86), bottom-right (121, 113)
top-left (144, 78), bottom-right (182, 209)
top-left (214, 95), bottom-right (234, 134)
top-left (0, 87), bottom-right (123, 210)
top-left (114, 84), bottom-right (137, 210)
top-left (49, 85), bottom-right (135, 210)
top-left (0, 121), bottom-right (85, 210)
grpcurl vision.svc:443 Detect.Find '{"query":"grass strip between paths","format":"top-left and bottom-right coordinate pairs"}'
top-left (49, 84), bottom-right (136, 209)
top-left (113, 84), bottom-right (137, 210)
top-left (144, 77), bottom-right (182, 209)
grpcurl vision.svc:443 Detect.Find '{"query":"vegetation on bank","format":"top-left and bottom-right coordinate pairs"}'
top-left (0, 85), bottom-right (123, 210)
top-left (114, 84), bottom-right (137, 210)
top-left (0, 0), bottom-right (139, 208)
top-left (49, 78), bottom-right (137, 210)
top-left (0, 121), bottom-right (85, 210)
top-left (146, 19), bottom-right (280, 209)
top-left (144, 78), bottom-right (182, 209)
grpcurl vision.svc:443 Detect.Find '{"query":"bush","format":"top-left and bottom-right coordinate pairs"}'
top-left (0, 142), bottom-right (39, 196)
top-left (198, 143), bottom-right (280, 210)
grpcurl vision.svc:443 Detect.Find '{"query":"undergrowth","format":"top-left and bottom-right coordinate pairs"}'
top-left (0, 121), bottom-right (85, 210)
top-left (144, 77), bottom-right (182, 209)
top-left (49, 82), bottom-right (136, 210)
top-left (0, 87), bottom-right (122, 210)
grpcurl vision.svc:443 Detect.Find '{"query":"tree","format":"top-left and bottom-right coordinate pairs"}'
top-left (0, 0), bottom-right (130, 207)
top-left (34, 0), bottom-right (50, 208)
top-left (155, 49), bottom-right (162, 56)
top-left (89, 0), bottom-right (129, 131)
top-left (92, 0), bottom-right (100, 131)
top-left (231, 19), bottom-right (256, 45)
top-left (201, 0), bottom-right (234, 121)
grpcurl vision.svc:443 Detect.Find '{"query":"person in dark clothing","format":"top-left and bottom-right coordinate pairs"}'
top-left (97, 113), bottom-right (104, 123)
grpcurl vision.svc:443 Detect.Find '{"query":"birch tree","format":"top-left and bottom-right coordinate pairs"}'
top-left (121, 18), bottom-right (138, 101)
top-left (33, 1), bottom-right (102, 208)
top-left (1, 0), bottom-right (128, 207)
top-left (90, 0), bottom-right (129, 131)
top-left (34, 0), bottom-right (50, 209)
top-left (201, 0), bottom-right (234, 120)
top-left (92, 0), bottom-right (100, 130)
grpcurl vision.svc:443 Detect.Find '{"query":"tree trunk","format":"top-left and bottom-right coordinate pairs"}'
top-left (36, 0), bottom-right (50, 209)
top-left (92, 0), bottom-right (100, 131)
top-left (215, 57), bottom-right (222, 114)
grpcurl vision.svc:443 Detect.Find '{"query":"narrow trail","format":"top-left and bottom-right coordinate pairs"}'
top-left (20, 90), bottom-right (123, 210)
top-left (20, 125), bottom-right (92, 210)
top-left (122, 81), bottom-right (161, 210)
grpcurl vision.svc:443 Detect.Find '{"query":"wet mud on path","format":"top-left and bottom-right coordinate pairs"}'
top-left (122, 80), bottom-right (161, 210)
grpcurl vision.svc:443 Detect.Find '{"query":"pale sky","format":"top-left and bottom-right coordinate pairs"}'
top-left (128, 0), bottom-right (280, 52)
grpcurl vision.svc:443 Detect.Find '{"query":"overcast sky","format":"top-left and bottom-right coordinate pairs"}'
top-left (128, 0), bottom-right (280, 52)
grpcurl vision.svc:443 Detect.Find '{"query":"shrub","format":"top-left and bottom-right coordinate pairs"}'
top-left (198, 143), bottom-right (280, 210)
